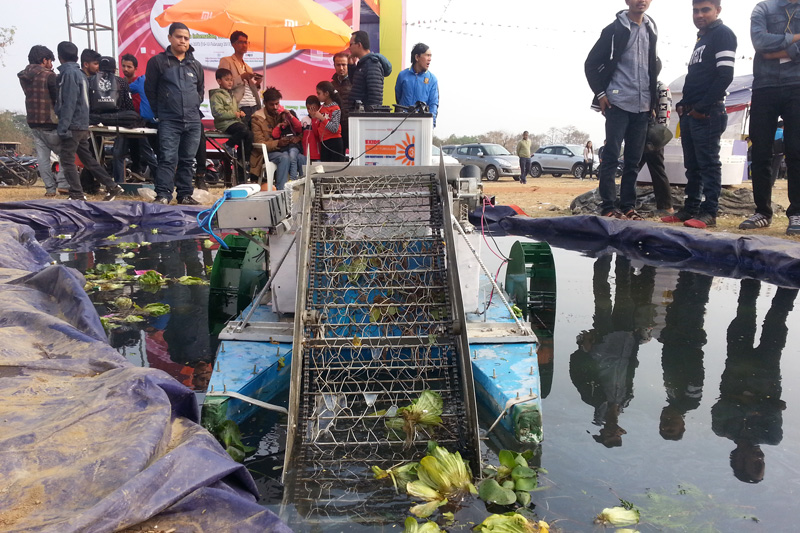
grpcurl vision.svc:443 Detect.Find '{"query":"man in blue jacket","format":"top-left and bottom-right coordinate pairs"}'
top-left (585, 0), bottom-right (660, 221)
top-left (345, 30), bottom-right (392, 111)
top-left (740, 0), bottom-right (800, 235)
top-left (395, 43), bottom-right (439, 126)
top-left (54, 41), bottom-right (124, 202)
top-left (145, 22), bottom-right (203, 205)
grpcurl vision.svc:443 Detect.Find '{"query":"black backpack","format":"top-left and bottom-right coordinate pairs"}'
top-left (89, 57), bottom-right (119, 113)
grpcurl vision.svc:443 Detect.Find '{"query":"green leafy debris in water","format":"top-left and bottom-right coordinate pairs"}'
top-left (406, 443), bottom-right (477, 518)
top-left (106, 234), bottom-right (119, 241)
top-left (473, 512), bottom-right (550, 532)
top-left (372, 462), bottom-right (419, 494)
top-left (479, 450), bottom-right (542, 509)
top-left (117, 242), bottom-right (140, 250)
top-left (150, 228), bottom-right (158, 234)
top-left (630, 483), bottom-right (754, 532)
top-left (138, 270), bottom-right (165, 286)
top-left (385, 390), bottom-right (443, 447)
top-left (55, 234), bottom-right (72, 240)
top-left (117, 252), bottom-right (135, 259)
top-left (113, 297), bottom-right (133, 310)
top-left (595, 506), bottom-right (640, 527)
top-left (203, 239), bottom-right (214, 249)
top-left (201, 402), bottom-right (256, 463)
top-left (129, 224), bottom-right (138, 229)
top-left (177, 275), bottom-right (208, 285)
top-left (140, 303), bottom-right (170, 317)
top-left (403, 516), bottom-right (443, 533)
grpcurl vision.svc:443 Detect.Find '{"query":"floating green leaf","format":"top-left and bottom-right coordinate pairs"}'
top-left (203, 239), bottom-right (214, 249)
top-left (113, 297), bottom-right (133, 310)
top-left (595, 507), bottom-right (640, 527)
top-left (122, 315), bottom-right (145, 323)
top-left (473, 512), bottom-right (546, 532)
top-left (129, 224), bottom-right (138, 229)
top-left (403, 517), bottom-right (443, 533)
top-left (177, 276), bottom-right (208, 285)
top-left (141, 303), bottom-right (170, 317)
top-left (151, 228), bottom-right (158, 234)
top-left (106, 234), bottom-right (119, 241)
top-left (117, 252), bottom-right (135, 259)
top-left (479, 479), bottom-right (517, 506)
top-left (138, 270), bottom-right (165, 286)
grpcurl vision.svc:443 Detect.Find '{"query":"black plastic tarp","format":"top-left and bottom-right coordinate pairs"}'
top-left (495, 213), bottom-right (800, 288)
top-left (0, 211), bottom-right (290, 531)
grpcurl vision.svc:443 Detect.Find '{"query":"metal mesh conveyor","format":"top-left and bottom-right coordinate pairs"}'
top-left (283, 170), bottom-right (481, 527)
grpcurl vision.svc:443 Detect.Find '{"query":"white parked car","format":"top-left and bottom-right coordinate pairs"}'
top-left (530, 144), bottom-right (599, 179)
top-left (432, 145), bottom-right (460, 165)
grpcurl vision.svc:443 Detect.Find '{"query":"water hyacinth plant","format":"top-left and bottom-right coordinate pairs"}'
top-left (403, 517), bottom-right (443, 533)
top-left (594, 506), bottom-right (640, 527)
top-left (385, 390), bottom-right (444, 447)
top-left (479, 450), bottom-right (542, 508)
top-left (405, 443), bottom-right (477, 518)
top-left (473, 512), bottom-right (549, 532)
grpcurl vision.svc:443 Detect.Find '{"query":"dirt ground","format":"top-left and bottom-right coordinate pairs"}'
top-left (1, 175), bottom-right (798, 241)
top-left (483, 175), bottom-right (800, 242)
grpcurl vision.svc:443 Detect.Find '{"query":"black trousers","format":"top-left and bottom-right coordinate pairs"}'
top-left (320, 137), bottom-right (345, 162)
top-left (749, 86), bottom-right (800, 217)
top-left (639, 147), bottom-right (673, 210)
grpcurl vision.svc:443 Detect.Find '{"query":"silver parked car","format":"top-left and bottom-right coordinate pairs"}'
top-left (530, 144), bottom-right (598, 179)
top-left (450, 143), bottom-right (520, 181)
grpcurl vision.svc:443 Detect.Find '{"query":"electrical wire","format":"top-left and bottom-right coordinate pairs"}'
top-left (477, 197), bottom-right (509, 315)
top-left (197, 195), bottom-right (230, 250)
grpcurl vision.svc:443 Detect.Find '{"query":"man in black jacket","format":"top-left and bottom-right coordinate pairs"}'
top-left (663, 0), bottom-right (736, 230)
top-left (145, 22), bottom-right (203, 205)
top-left (585, 0), bottom-right (660, 220)
top-left (346, 30), bottom-right (392, 111)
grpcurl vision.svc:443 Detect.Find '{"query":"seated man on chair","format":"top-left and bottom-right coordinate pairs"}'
top-left (251, 86), bottom-right (300, 190)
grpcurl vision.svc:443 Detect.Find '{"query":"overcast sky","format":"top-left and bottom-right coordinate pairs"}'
top-left (2, 0), bottom-right (757, 143)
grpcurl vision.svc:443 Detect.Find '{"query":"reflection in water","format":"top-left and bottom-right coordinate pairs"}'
top-left (658, 271), bottom-right (712, 440)
top-left (58, 238), bottom-right (215, 391)
top-left (569, 254), bottom-right (656, 448)
top-left (711, 280), bottom-right (797, 484)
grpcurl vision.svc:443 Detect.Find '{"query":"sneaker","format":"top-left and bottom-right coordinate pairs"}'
top-left (153, 196), bottom-right (170, 205)
top-left (787, 215), bottom-right (800, 236)
top-left (194, 175), bottom-right (208, 191)
top-left (601, 209), bottom-right (628, 220)
top-left (661, 209), bottom-right (695, 223)
top-left (738, 213), bottom-right (772, 230)
top-left (222, 144), bottom-right (236, 159)
top-left (177, 195), bottom-right (200, 205)
top-left (44, 191), bottom-right (57, 198)
top-left (68, 194), bottom-right (87, 201)
top-left (684, 212), bottom-right (717, 229)
top-left (103, 185), bottom-right (125, 202)
top-left (623, 209), bottom-right (645, 221)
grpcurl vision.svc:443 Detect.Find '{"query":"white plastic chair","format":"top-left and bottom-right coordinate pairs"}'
top-left (253, 143), bottom-right (278, 191)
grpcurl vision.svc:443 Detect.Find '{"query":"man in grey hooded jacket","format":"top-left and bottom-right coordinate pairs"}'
top-left (345, 30), bottom-right (392, 111)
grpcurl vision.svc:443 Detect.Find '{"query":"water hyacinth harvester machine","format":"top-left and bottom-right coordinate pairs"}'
top-left (204, 159), bottom-right (544, 525)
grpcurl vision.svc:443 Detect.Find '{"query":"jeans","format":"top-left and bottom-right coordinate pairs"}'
top-left (268, 150), bottom-right (291, 190)
top-left (680, 103), bottom-right (727, 216)
top-left (58, 130), bottom-right (116, 196)
top-left (31, 128), bottom-right (67, 192)
top-left (519, 156), bottom-right (531, 183)
top-left (155, 120), bottom-right (202, 200)
top-left (113, 136), bottom-right (158, 183)
top-left (598, 106), bottom-right (650, 213)
top-left (750, 85), bottom-right (800, 217)
top-left (639, 148), bottom-right (672, 209)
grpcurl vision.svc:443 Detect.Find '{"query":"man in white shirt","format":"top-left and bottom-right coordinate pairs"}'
top-left (218, 31), bottom-right (262, 127)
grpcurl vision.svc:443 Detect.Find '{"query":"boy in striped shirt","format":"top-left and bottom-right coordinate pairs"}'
top-left (663, 0), bottom-right (737, 229)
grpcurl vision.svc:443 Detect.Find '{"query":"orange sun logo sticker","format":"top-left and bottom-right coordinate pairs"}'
top-left (394, 134), bottom-right (416, 166)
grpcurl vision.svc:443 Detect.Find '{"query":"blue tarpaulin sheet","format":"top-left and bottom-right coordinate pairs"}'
top-left (0, 202), bottom-right (290, 532)
top-left (490, 212), bottom-right (800, 288)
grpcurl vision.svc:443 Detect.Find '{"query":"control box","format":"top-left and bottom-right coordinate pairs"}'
top-left (215, 190), bottom-right (291, 229)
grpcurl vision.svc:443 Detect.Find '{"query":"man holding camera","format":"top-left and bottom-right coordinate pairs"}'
top-left (218, 31), bottom-right (262, 128)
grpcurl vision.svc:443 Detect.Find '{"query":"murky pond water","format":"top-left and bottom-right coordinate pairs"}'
top-left (243, 237), bottom-right (800, 532)
top-left (51, 236), bottom-right (217, 392)
top-left (50, 233), bottom-right (800, 531)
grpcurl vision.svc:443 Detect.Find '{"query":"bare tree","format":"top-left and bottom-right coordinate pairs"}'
top-left (0, 27), bottom-right (15, 66)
